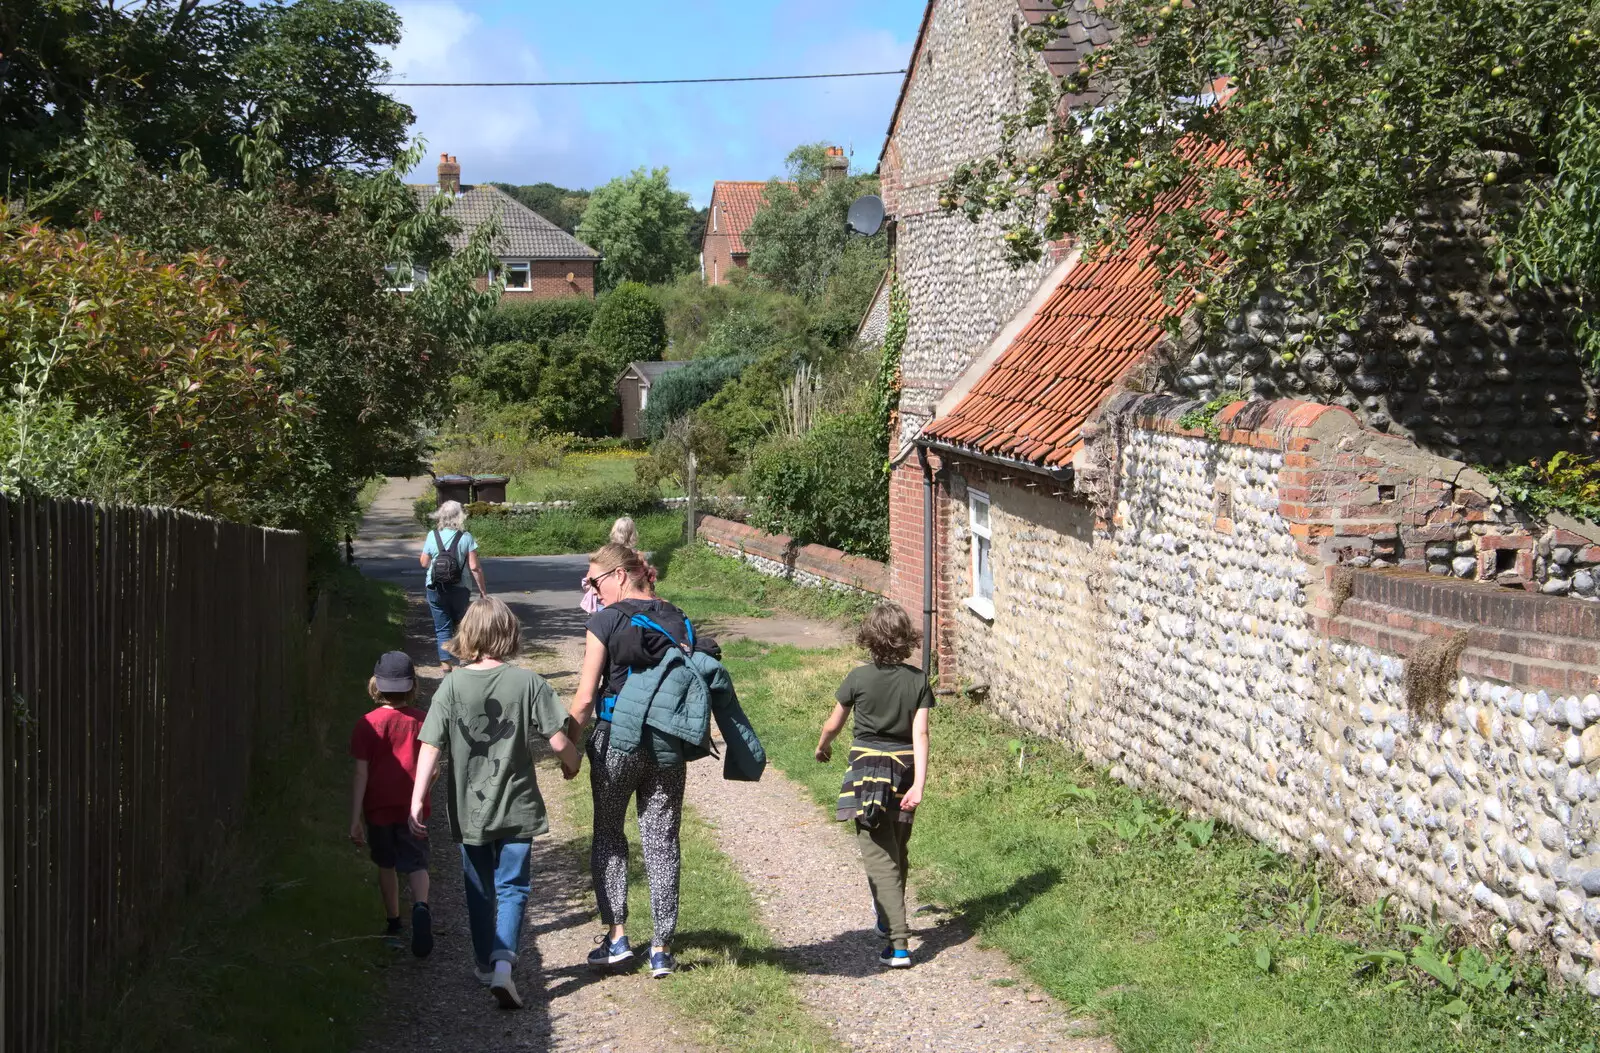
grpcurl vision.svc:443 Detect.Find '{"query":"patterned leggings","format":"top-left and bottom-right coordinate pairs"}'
top-left (587, 723), bottom-right (685, 946)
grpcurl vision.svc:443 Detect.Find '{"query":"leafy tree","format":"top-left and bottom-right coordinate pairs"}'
top-left (588, 282), bottom-right (668, 373)
top-left (66, 125), bottom-right (499, 535)
top-left (945, 0), bottom-right (1600, 368)
top-left (492, 181), bottom-right (591, 233)
top-left (1, 0), bottom-right (410, 183)
top-left (745, 144), bottom-right (886, 303)
top-left (577, 167), bottom-right (696, 290)
top-left (0, 206), bottom-right (300, 512)
top-left (685, 205), bottom-right (710, 257)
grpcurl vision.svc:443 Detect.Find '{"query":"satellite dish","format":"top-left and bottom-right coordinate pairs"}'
top-left (846, 194), bottom-right (885, 237)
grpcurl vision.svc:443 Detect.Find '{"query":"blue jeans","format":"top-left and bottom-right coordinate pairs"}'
top-left (460, 839), bottom-right (533, 967)
top-left (425, 584), bottom-right (470, 663)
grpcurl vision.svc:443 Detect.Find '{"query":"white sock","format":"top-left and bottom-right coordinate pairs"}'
top-left (493, 960), bottom-right (512, 978)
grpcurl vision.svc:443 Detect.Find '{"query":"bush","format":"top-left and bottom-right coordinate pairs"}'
top-left (643, 354), bottom-right (752, 439)
top-left (547, 479), bottom-right (661, 519)
top-left (430, 403), bottom-right (569, 477)
top-left (481, 297), bottom-right (597, 346)
top-left (747, 411), bottom-right (888, 561)
top-left (462, 336), bottom-right (616, 435)
top-left (588, 281), bottom-right (667, 373)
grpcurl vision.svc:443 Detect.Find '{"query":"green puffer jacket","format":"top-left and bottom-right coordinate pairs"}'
top-left (606, 648), bottom-right (766, 780)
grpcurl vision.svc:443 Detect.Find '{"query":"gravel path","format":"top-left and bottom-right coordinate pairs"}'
top-left (684, 761), bottom-right (1113, 1053)
top-left (355, 480), bottom-right (701, 1053)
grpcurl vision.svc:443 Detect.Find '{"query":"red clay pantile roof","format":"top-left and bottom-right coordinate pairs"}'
top-left (924, 145), bottom-right (1244, 469)
top-left (706, 181), bottom-right (794, 255)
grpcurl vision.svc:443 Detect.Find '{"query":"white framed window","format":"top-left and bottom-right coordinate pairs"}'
top-left (712, 204), bottom-right (719, 232)
top-left (639, 384), bottom-right (649, 410)
top-left (966, 489), bottom-right (994, 620)
top-left (492, 260), bottom-right (531, 291)
top-left (385, 262), bottom-right (427, 292)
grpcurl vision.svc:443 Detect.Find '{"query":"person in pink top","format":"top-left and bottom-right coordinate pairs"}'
top-left (581, 517), bottom-right (657, 612)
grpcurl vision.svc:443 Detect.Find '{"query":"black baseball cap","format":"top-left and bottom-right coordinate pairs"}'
top-left (373, 651), bottom-right (415, 693)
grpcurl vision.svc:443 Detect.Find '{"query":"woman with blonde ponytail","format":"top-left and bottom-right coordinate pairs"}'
top-left (568, 542), bottom-right (693, 979)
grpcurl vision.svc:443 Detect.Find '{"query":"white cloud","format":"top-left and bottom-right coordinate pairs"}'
top-left (384, 2), bottom-right (567, 184)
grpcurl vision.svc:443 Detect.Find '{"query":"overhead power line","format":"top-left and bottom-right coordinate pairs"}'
top-left (382, 70), bottom-right (907, 87)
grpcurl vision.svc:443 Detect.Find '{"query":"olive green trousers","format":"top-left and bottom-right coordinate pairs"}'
top-left (856, 816), bottom-right (914, 946)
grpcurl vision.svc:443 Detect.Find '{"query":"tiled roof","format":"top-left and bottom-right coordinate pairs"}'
top-left (706, 181), bottom-right (794, 255)
top-left (924, 145), bottom-right (1244, 469)
top-left (627, 360), bottom-right (689, 385)
top-left (409, 183), bottom-right (599, 260)
top-left (1017, 0), bottom-right (1119, 84)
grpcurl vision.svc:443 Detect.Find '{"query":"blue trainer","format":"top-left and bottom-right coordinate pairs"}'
top-left (878, 944), bottom-right (912, 969)
top-left (648, 946), bottom-right (676, 979)
top-left (874, 912), bottom-right (890, 939)
top-left (588, 933), bottom-right (634, 971)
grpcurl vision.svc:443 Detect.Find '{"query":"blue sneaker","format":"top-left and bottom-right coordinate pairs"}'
top-left (411, 902), bottom-right (433, 958)
top-left (874, 912), bottom-right (890, 939)
top-left (648, 946), bottom-right (676, 979)
top-left (878, 944), bottom-right (912, 969)
top-left (588, 933), bottom-right (634, 971)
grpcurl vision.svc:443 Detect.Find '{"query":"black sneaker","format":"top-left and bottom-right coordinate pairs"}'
top-left (411, 902), bottom-right (433, 958)
top-left (384, 918), bottom-right (404, 951)
top-left (587, 933), bottom-right (634, 971)
top-left (878, 944), bottom-right (912, 969)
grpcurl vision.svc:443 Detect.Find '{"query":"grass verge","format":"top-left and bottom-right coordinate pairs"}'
top-left (466, 508), bottom-right (685, 557)
top-left (508, 450), bottom-right (682, 502)
top-left (720, 639), bottom-right (1600, 1053)
top-left (557, 774), bottom-right (839, 1053)
top-left (654, 541), bottom-right (874, 624)
top-left (76, 568), bottom-right (408, 1053)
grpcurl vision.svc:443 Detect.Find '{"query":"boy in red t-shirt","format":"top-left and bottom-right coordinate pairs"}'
top-left (349, 651), bottom-right (434, 956)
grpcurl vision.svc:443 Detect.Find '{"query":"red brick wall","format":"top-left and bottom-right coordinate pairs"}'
top-left (695, 515), bottom-right (888, 595)
top-left (701, 235), bottom-right (747, 286)
top-left (475, 259), bottom-right (595, 300)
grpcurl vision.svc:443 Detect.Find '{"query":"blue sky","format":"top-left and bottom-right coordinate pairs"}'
top-left (384, 0), bottom-right (926, 206)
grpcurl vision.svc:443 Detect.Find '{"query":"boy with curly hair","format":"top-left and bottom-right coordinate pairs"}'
top-left (815, 602), bottom-right (933, 968)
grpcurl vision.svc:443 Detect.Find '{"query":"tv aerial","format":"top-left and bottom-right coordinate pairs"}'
top-left (846, 194), bottom-right (885, 236)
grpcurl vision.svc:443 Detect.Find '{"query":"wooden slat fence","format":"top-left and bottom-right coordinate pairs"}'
top-left (0, 495), bottom-right (307, 1051)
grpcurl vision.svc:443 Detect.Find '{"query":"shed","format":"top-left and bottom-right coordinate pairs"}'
top-left (616, 361), bottom-right (689, 439)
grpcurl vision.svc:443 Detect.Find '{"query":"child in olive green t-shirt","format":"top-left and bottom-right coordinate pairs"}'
top-left (815, 602), bottom-right (933, 969)
top-left (410, 597), bottom-right (578, 1010)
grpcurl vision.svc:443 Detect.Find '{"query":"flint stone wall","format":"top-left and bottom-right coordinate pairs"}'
top-left (936, 396), bottom-right (1600, 987)
top-left (881, 0), bottom-right (1057, 446)
top-left (1170, 197), bottom-right (1597, 467)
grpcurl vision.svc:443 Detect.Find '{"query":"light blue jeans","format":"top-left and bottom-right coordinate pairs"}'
top-left (460, 839), bottom-right (533, 967)
top-left (425, 583), bottom-right (470, 664)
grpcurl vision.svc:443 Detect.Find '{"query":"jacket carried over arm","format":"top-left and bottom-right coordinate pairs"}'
top-left (606, 649), bottom-right (766, 781)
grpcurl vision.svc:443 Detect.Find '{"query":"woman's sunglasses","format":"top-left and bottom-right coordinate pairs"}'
top-left (580, 567), bottom-right (622, 591)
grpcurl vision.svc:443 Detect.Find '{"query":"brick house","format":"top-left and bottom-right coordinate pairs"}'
top-left (874, 0), bottom-right (1600, 983)
top-left (409, 154), bottom-right (599, 300)
top-left (700, 149), bottom-right (848, 285)
top-left (700, 181), bottom-right (785, 286)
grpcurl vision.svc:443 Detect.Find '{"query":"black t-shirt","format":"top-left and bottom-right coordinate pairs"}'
top-left (835, 662), bottom-right (935, 747)
top-left (586, 598), bottom-right (694, 702)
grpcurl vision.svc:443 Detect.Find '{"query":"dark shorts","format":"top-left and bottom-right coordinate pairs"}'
top-left (368, 822), bottom-right (430, 874)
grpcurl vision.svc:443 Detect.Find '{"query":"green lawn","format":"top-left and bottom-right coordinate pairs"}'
top-left (653, 540), bottom-right (875, 624)
top-left (469, 509), bottom-right (685, 557)
top-left (717, 639), bottom-right (1599, 1053)
top-left (557, 779), bottom-right (839, 1053)
top-left (77, 569), bottom-right (408, 1052)
top-left (507, 450), bottom-right (681, 502)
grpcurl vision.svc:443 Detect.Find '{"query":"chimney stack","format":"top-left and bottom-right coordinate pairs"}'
top-left (438, 153), bottom-right (461, 195)
top-left (822, 146), bottom-right (848, 184)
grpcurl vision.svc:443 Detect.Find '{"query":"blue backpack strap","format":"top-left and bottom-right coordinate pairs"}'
top-left (630, 612), bottom-right (693, 654)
